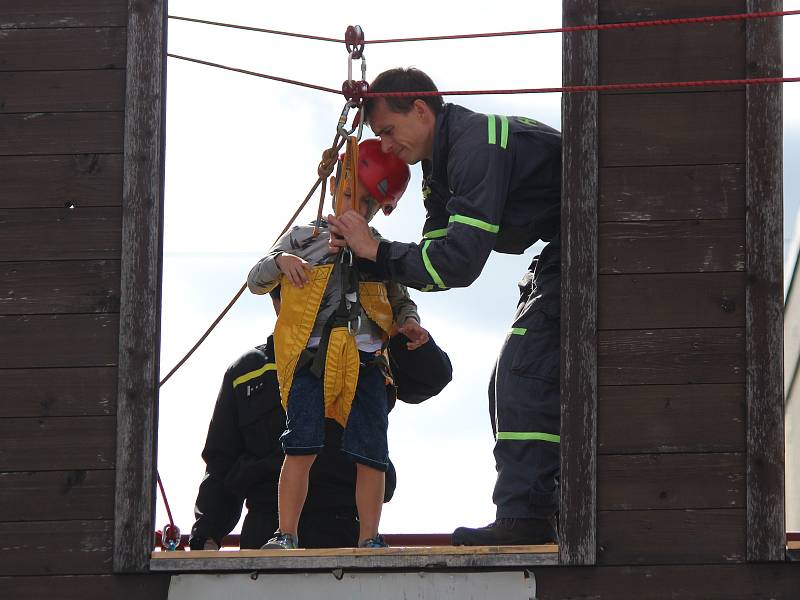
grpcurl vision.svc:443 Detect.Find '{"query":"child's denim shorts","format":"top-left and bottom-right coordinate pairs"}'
top-left (281, 351), bottom-right (389, 471)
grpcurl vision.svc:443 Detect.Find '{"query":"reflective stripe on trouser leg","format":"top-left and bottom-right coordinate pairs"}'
top-left (491, 247), bottom-right (560, 520)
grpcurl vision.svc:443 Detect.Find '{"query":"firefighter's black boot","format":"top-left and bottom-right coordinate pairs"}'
top-left (451, 517), bottom-right (556, 546)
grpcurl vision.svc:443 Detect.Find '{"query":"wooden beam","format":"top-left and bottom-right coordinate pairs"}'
top-left (0, 520), bottom-right (114, 576)
top-left (598, 384), bottom-right (745, 454)
top-left (114, 0), bottom-right (166, 573)
top-left (599, 272), bottom-right (746, 330)
top-left (599, 91), bottom-right (745, 167)
top-left (0, 314), bottom-right (119, 368)
top-left (599, 327), bottom-right (745, 386)
top-left (598, 453), bottom-right (745, 511)
top-left (598, 0), bottom-right (746, 22)
top-left (745, 0), bottom-right (784, 562)
top-left (1, 260), bottom-right (120, 315)
top-left (599, 219), bottom-right (745, 274)
top-left (598, 508), bottom-right (746, 565)
top-left (0, 366), bottom-right (117, 417)
top-left (0, 154), bottom-right (123, 209)
top-left (0, 575), bottom-right (170, 600)
top-left (0, 470), bottom-right (115, 521)
top-left (0, 70), bottom-right (125, 114)
top-left (599, 164), bottom-right (745, 222)
top-left (0, 113), bottom-right (124, 156)
top-left (0, 1), bottom-right (128, 28)
top-left (598, 20), bottom-right (745, 85)
top-left (560, 0), bottom-right (598, 566)
top-left (150, 545), bottom-right (559, 572)
top-left (0, 208), bottom-right (122, 261)
top-left (0, 28), bottom-right (126, 71)
top-left (0, 416), bottom-right (115, 471)
top-left (535, 562), bottom-right (800, 600)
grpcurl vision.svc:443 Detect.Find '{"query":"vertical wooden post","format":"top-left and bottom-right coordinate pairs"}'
top-left (745, 0), bottom-right (784, 562)
top-left (560, 0), bottom-right (599, 566)
top-left (114, 0), bottom-right (167, 572)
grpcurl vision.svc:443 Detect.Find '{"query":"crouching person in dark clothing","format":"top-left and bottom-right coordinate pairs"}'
top-left (189, 286), bottom-right (452, 550)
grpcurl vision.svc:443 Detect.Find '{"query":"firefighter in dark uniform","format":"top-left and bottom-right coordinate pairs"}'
top-left (328, 67), bottom-right (561, 546)
top-left (188, 285), bottom-right (453, 550)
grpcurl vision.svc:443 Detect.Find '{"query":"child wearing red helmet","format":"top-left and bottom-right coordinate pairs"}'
top-left (247, 138), bottom-right (425, 551)
top-left (356, 138), bottom-right (409, 216)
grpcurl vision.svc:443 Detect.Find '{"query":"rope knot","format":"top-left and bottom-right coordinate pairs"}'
top-left (318, 147), bottom-right (339, 179)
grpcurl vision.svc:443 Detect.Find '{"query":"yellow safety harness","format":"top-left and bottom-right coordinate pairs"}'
top-left (274, 136), bottom-right (394, 427)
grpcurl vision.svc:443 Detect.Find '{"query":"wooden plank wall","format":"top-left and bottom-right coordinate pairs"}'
top-left (595, 0), bottom-right (751, 565)
top-left (536, 563), bottom-right (800, 599)
top-left (0, 1), bottom-right (168, 596)
top-left (560, 0), bottom-right (598, 565)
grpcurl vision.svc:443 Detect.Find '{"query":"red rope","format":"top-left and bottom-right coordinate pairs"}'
top-left (167, 9), bottom-right (799, 45)
top-left (157, 472), bottom-right (175, 529)
top-left (365, 76), bottom-right (800, 98)
top-left (167, 54), bottom-right (340, 95)
top-left (367, 9), bottom-right (800, 44)
top-left (169, 15), bottom-right (341, 42)
top-left (159, 283), bottom-right (248, 387)
top-left (166, 54), bottom-right (800, 97)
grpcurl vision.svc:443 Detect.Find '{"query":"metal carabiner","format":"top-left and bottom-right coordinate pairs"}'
top-left (340, 247), bottom-right (354, 267)
top-left (347, 315), bottom-right (361, 337)
top-left (354, 101), bottom-right (366, 141)
top-left (338, 99), bottom-right (368, 141)
top-left (347, 51), bottom-right (354, 86)
top-left (336, 99), bottom-right (359, 140)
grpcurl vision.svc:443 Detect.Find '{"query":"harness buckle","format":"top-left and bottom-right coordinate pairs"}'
top-left (347, 315), bottom-right (361, 336)
top-left (340, 248), bottom-right (354, 267)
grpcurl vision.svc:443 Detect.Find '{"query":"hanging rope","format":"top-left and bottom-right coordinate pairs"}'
top-left (169, 15), bottom-right (342, 42)
top-left (366, 9), bottom-right (800, 43)
top-left (166, 53), bottom-right (800, 98)
top-left (167, 53), bottom-right (340, 94)
top-left (159, 175), bottom-right (325, 387)
top-left (157, 473), bottom-right (182, 550)
top-left (168, 9), bottom-right (799, 45)
top-left (363, 76), bottom-right (800, 98)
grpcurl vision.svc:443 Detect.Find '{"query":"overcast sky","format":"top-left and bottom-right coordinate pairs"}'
top-left (157, 1), bottom-right (800, 538)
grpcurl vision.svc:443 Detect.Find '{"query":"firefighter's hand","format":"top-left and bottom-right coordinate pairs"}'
top-left (275, 253), bottom-right (313, 288)
top-left (398, 318), bottom-right (429, 350)
top-left (327, 211), bottom-right (380, 261)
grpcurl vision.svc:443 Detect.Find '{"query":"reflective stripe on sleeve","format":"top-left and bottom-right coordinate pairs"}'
top-left (423, 228), bottom-right (448, 240)
top-left (232, 363), bottom-right (276, 389)
top-left (496, 432), bottom-right (560, 443)
top-left (421, 240), bottom-right (447, 289)
top-left (449, 214), bottom-right (499, 234)
top-left (510, 327), bottom-right (527, 335)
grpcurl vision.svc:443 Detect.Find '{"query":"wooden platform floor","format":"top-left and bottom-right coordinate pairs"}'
top-left (150, 544), bottom-right (559, 571)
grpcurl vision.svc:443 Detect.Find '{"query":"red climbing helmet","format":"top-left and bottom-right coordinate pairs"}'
top-left (356, 138), bottom-right (410, 215)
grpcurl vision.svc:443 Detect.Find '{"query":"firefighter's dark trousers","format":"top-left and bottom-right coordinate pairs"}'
top-left (490, 239), bottom-right (560, 520)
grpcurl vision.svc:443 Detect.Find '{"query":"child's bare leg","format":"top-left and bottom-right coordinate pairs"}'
top-left (277, 454), bottom-right (316, 538)
top-left (355, 463), bottom-right (385, 544)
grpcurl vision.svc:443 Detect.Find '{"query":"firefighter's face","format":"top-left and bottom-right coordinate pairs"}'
top-left (368, 99), bottom-right (435, 165)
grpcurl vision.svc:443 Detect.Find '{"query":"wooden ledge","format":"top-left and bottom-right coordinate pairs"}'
top-left (150, 544), bottom-right (559, 571)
